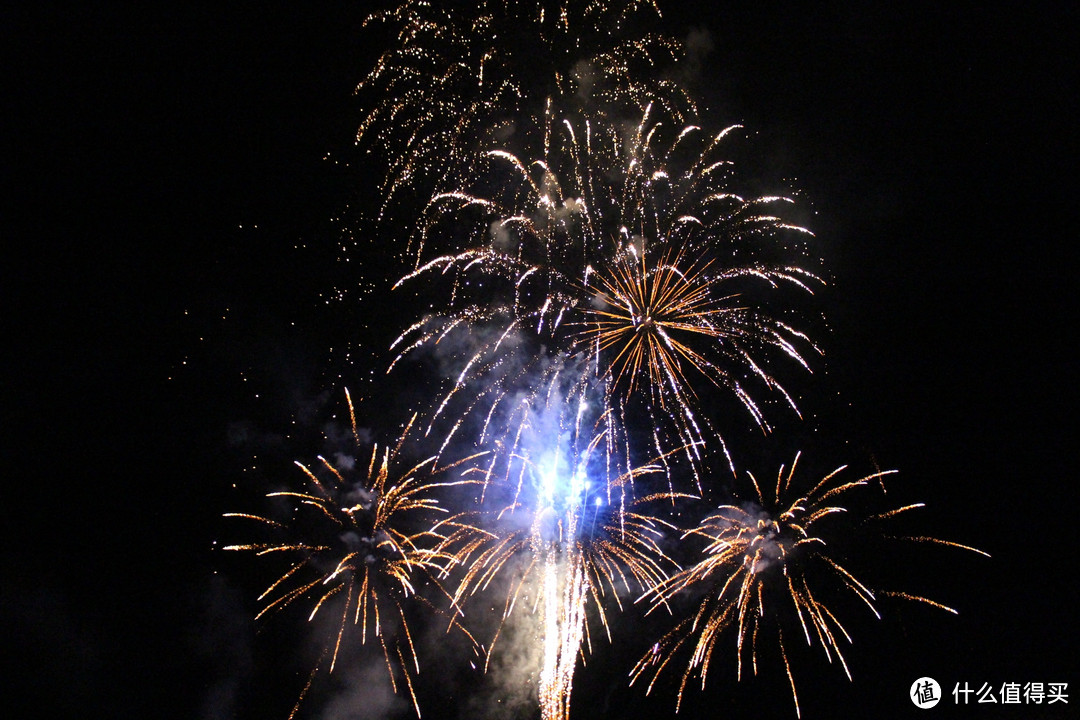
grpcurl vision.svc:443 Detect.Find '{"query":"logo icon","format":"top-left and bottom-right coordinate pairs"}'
top-left (911, 677), bottom-right (942, 709)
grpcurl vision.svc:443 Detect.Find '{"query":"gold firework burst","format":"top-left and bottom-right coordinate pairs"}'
top-left (579, 243), bottom-right (816, 429)
top-left (223, 390), bottom-right (480, 717)
top-left (632, 453), bottom-right (989, 717)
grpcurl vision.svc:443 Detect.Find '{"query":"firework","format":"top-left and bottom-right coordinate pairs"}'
top-left (219, 1), bottom-right (988, 718)
top-left (223, 390), bottom-right (481, 717)
top-left (391, 107), bottom-right (820, 481)
top-left (435, 372), bottom-right (688, 720)
top-left (354, 0), bottom-right (693, 226)
top-left (631, 453), bottom-right (989, 717)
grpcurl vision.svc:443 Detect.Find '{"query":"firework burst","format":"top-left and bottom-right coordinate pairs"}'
top-left (223, 391), bottom-right (481, 717)
top-left (391, 106), bottom-right (820, 480)
top-left (631, 453), bottom-right (989, 717)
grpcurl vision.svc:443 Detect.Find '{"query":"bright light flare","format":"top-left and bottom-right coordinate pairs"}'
top-left (434, 376), bottom-right (690, 720)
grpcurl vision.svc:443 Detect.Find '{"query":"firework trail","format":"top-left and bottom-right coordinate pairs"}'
top-left (355, 0), bottom-right (694, 226)
top-left (435, 371), bottom-right (689, 720)
top-left (631, 453), bottom-right (989, 717)
top-left (391, 105), bottom-right (820, 483)
top-left (223, 391), bottom-right (482, 717)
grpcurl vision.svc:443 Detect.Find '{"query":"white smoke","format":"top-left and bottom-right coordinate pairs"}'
top-left (318, 661), bottom-right (408, 720)
top-left (459, 555), bottom-right (544, 720)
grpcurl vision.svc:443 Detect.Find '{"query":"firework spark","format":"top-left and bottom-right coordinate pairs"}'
top-left (631, 453), bottom-right (989, 717)
top-left (355, 0), bottom-right (693, 225)
top-left (434, 373), bottom-right (688, 720)
top-left (223, 390), bottom-right (481, 717)
top-left (391, 106), bottom-right (820, 480)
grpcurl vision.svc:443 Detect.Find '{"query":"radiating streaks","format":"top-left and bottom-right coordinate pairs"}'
top-left (224, 391), bottom-right (484, 717)
top-left (632, 454), bottom-right (987, 717)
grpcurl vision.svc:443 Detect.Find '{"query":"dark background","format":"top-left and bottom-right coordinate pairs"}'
top-left (4, 1), bottom-right (1077, 718)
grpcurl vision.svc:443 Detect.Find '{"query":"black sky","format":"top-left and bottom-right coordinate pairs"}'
top-left (4, 1), bottom-right (1078, 719)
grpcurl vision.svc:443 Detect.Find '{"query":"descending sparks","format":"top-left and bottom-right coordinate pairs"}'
top-left (392, 108), bottom-right (821, 481)
top-left (355, 0), bottom-right (694, 224)
top-left (631, 455), bottom-right (988, 717)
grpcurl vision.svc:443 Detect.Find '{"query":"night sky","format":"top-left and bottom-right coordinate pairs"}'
top-left (5, 2), bottom-right (1078, 719)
